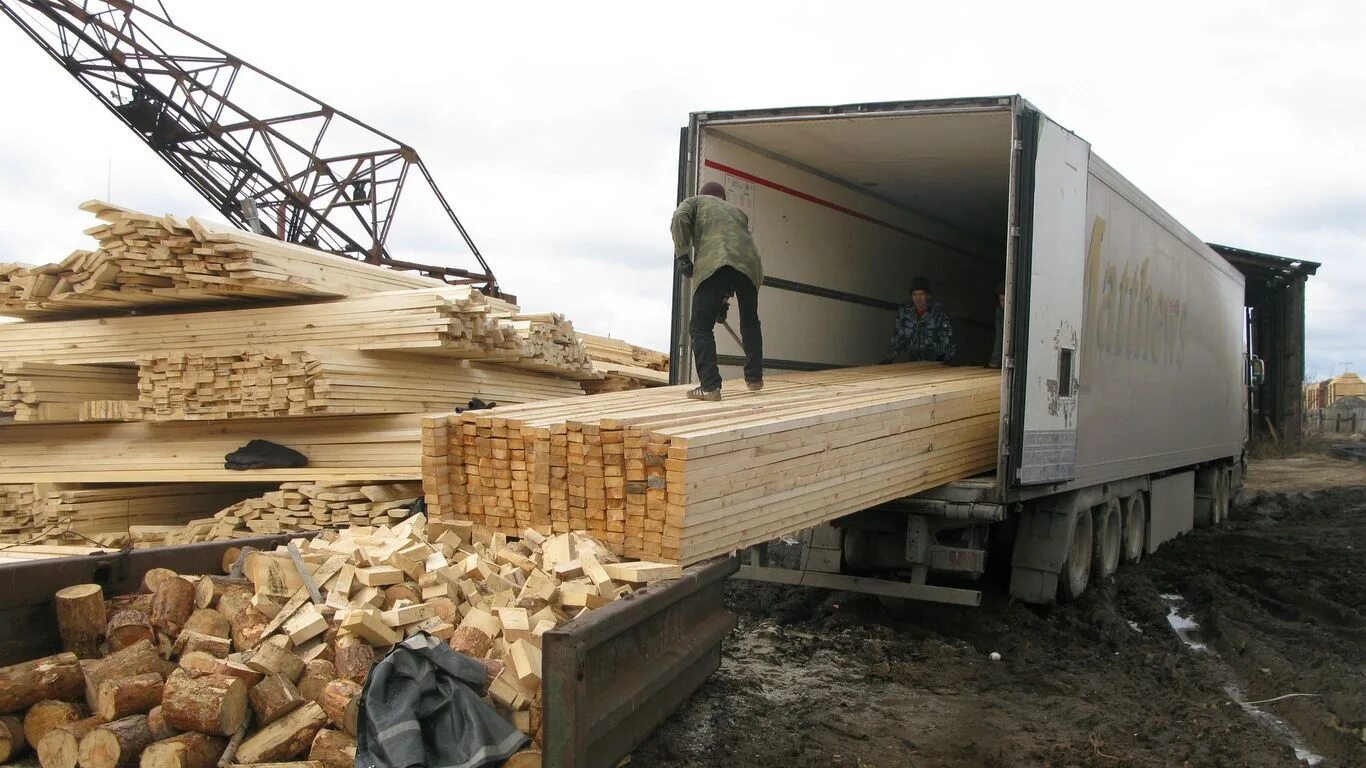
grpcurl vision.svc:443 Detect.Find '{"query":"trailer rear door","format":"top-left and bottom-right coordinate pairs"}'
top-left (1009, 110), bottom-right (1090, 486)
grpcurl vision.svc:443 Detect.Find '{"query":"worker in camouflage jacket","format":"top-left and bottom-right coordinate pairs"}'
top-left (671, 181), bottom-right (764, 401)
top-left (881, 276), bottom-right (956, 364)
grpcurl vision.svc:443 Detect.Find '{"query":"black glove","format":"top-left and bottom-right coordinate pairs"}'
top-left (675, 256), bottom-right (694, 277)
top-left (716, 299), bottom-right (730, 325)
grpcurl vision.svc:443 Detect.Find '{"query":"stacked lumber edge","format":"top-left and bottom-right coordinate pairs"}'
top-left (0, 199), bottom-right (670, 554)
top-left (422, 363), bottom-right (1001, 565)
top-left (0, 516), bottom-right (680, 768)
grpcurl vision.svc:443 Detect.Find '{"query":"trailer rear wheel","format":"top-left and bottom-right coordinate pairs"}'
top-left (1121, 493), bottom-right (1146, 564)
top-left (1093, 499), bottom-right (1121, 579)
top-left (1059, 509), bottom-right (1093, 602)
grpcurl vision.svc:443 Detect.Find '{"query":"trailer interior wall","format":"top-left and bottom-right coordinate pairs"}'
top-left (689, 109), bottom-right (1013, 379)
top-left (1069, 158), bottom-right (1247, 488)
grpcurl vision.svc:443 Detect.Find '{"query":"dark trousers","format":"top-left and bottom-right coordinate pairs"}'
top-left (690, 266), bottom-right (762, 391)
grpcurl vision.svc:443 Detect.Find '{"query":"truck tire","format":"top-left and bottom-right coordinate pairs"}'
top-left (1093, 499), bottom-right (1121, 580)
top-left (1121, 493), bottom-right (1146, 564)
top-left (1059, 509), bottom-right (1093, 602)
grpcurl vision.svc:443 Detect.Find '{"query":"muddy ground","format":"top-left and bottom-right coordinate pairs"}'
top-left (634, 454), bottom-right (1366, 767)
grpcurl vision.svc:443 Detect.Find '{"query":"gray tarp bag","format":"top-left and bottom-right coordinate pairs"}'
top-left (356, 632), bottom-right (529, 768)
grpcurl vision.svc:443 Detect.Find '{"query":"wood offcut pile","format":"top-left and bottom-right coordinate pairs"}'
top-left (0, 200), bottom-right (446, 317)
top-left (0, 515), bottom-right (681, 768)
top-left (423, 363), bottom-right (1001, 564)
top-left (22, 485), bottom-right (277, 548)
top-left (139, 482), bottom-right (426, 548)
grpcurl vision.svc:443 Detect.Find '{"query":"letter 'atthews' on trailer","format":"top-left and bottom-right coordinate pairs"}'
top-left (673, 95), bottom-right (1295, 606)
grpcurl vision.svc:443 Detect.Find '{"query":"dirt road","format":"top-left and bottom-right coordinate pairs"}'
top-left (635, 458), bottom-right (1366, 767)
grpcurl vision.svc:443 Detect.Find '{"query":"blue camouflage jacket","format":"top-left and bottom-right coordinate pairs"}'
top-left (884, 302), bottom-right (956, 362)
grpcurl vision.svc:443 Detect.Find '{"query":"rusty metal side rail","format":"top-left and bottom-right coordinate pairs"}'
top-left (542, 556), bottom-right (738, 768)
top-left (0, 534), bottom-right (299, 666)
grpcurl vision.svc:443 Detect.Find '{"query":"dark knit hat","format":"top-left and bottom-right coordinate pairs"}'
top-left (910, 276), bottom-right (931, 293)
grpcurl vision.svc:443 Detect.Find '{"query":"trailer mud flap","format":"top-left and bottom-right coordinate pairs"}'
top-left (542, 556), bottom-right (738, 768)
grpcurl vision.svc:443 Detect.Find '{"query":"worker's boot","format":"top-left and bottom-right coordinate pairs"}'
top-left (746, 380), bottom-right (764, 392)
top-left (686, 386), bottom-right (721, 402)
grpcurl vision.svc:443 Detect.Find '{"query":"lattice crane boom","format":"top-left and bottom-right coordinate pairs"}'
top-left (0, 0), bottom-right (498, 291)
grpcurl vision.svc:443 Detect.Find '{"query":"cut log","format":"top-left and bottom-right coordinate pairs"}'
top-left (305, 730), bottom-right (353, 768)
top-left (83, 641), bottom-right (170, 710)
top-left (106, 611), bottom-right (155, 652)
top-left (380, 584), bottom-right (420, 609)
top-left (141, 569), bottom-right (177, 595)
top-left (317, 681), bottom-right (359, 737)
top-left (24, 700), bottom-right (86, 748)
top-left (175, 633), bottom-right (231, 659)
top-left (448, 627), bottom-right (491, 659)
top-left (249, 675), bottom-right (304, 726)
top-left (233, 702), bottom-right (326, 764)
top-left (245, 644), bottom-right (303, 684)
top-left (295, 662), bottom-right (334, 706)
top-left (0, 715), bottom-right (25, 763)
top-left (504, 750), bottom-right (542, 768)
top-left (96, 673), bottom-right (165, 721)
top-left (0, 651), bottom-right (84, 714)
top-left (228, 608), bottom-right (270, 652)
top-left (182, 610), bottom-right (230, 640)
top-left (160, 673), bottom-right (247, 737)
top-left (330, 637), bottom-right (373, 686)
top-left (138, 732), bottom-right (226, 768)
top-left (193, 578), bottom-right (250, 611)
top-left (55, 584), bottom-right (107, 659)
top-left (151, 577), bottom-right (196, 640)
top-left (77, 714), bottom-right (153, 768)
top-left (37, 715), bottom-right (104, 768)
top-left (145, 706), bottom-right (179, 742)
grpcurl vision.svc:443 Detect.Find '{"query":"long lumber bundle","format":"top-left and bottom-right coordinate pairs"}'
top-left (578, 334), bottom-right (670, 394)
top-left (28, 484), bottom-right (276, 547)
top-left (136, 349), bottom-right (584, 421)
top-left (422, 363), bottom-right (1001, 564)
top-left (0, 201), bottom-right (445, 317)
top-left (0, 414), bottom-right (423, 484)
top-left (0, 363), bottom-right (138, 423)
top-left (0, 287), bottom-right (592, 378)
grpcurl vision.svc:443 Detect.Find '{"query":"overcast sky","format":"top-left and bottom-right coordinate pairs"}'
top-left (0, 1), bottom-right (1360, 381)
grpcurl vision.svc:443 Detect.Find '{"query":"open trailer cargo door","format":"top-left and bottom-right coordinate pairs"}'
top-left (1009, 109), bottom-right (1091, 486)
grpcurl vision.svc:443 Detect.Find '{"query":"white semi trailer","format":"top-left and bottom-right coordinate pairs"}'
top-left (671, 95), bottom-right (1249, 605)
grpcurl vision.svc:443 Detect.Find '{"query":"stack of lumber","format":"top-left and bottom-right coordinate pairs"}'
top-left (0, 201), bottom-right (445, 317)
top-left (422, 363), bottom-right (1001, 564)
top-left (140, 482), bottom-right (426, 547)
top-left (0, 484), bottom-right (38, 543)
top-left (0, 414), bottom-right (424, 484)
top-left (136, 349), bottom-right (583, 421)
top-left (0, 517), bottom-right (682, 768)
top-left (579, 333), bottom-right (670, 394)
top-left (0, 364), bottom-right (137, 423)
top-left (27, 485), bottom-right (275, 547)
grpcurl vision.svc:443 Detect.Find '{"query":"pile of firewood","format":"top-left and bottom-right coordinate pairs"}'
top-left (0, 515), bottom-right (680, 767)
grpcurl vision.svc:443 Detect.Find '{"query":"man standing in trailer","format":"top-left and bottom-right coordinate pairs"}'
top-left (881, 276), bottom-right (956, 364)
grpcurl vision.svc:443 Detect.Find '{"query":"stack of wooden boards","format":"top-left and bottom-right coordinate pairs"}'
top-left (26, 484), bottom-right (277, 548)
top-left (135, 350), bottom-right (584, 421)
top-left (0, 200), bottom-right (447, 317)
top-left (578, 334), bottom-right (670, 394)
top-left (0, 515), bottom-right (682, 768)
top-left (0, 484), bottom-right (38, 543)
top-left (138, 482), bottom-right (426, 548)
top-left (422, 363), bottom-right (1001, 564)
top-left (0, 364), bottom-right (137, 423)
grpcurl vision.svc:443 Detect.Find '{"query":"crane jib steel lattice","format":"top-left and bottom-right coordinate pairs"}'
top-left (1, 0), bottom-right (497, 291)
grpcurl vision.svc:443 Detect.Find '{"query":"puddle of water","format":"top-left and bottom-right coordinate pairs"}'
top-left (1158, 594), bottom-right (1325, 766)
